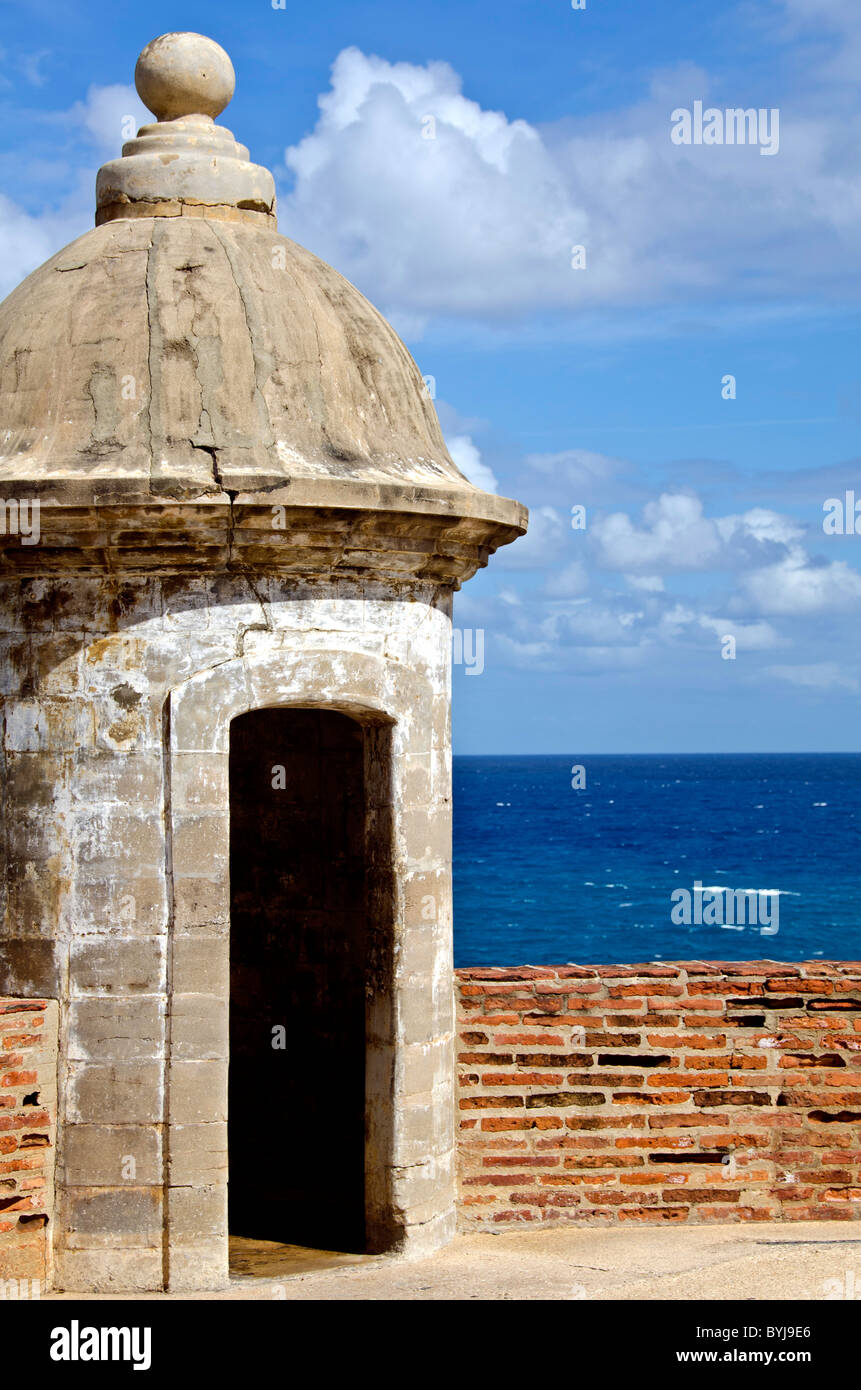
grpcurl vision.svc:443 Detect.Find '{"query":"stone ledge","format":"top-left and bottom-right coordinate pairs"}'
top-left (0, 492), bottom-right (526, 584)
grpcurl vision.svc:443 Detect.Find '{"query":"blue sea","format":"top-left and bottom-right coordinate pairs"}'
top-left (452, 754), bottom-right (861, 967)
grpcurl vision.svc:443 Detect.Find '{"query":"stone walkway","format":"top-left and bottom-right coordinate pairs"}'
top-left (46, 1221), bottom-right (861, 1300)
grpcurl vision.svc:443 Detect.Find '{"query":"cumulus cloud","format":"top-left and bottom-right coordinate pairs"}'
top-left (591, 493), bottom-right (723, 572)
top-left (447, 434), bottom-right (498, 492)
top-left (278, 38), bottom-right (861, 330)
top-left (282, 48), bottom-right (585, 327)
top-left (0, 194), bottom-right (67, 297)
top-left (743, 546), bottom-right (861, 613)
top-left (715, 508), bottom-right (806, 547)
top-left (0, 83), bottom-right (147, 298)
top-left (588, 493), bottom-right (828, 584)
top-left (6, 25), bottom-right (861, 335)
top-left (68, 83), bottom-right (147, 153)
top-left (468, 464), bottom-right (861, 674)
top-left (697, 615), bottom-right (781, 650)
top-left (538, 602), bottom-right (647, 649)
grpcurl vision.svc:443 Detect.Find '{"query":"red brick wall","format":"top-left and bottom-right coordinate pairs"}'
top-left (0, 1000), bottom-right (57, 1287)
top-left (456, 963), bottom-right (861, 1227)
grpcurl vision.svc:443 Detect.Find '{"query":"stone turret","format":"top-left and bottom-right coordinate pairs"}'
top-left (0, 33), bottom-right (526, 1293)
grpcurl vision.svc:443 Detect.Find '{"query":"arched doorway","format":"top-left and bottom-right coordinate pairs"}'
top-left (228, 707), bottom-right (371, 1254)
top-left (164, 648), bottom-right (456, 1292)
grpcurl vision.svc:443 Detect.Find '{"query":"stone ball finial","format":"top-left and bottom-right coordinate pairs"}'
top-left (135, 32), bottom-right (235, 121)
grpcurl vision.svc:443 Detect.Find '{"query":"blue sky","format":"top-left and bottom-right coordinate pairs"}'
top-left (2, 0), bottom-right (861, 753)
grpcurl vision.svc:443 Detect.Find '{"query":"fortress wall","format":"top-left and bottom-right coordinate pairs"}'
top-left (455, 962), bottom-right (861, 1228)
top-left (0, 999), bottom-right (57, 1290)
top-left (4, 961), bottom-right (860, 1288)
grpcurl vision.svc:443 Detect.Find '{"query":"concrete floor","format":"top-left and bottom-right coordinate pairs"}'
top-left (46, 1221), bottom-right (861, 1300)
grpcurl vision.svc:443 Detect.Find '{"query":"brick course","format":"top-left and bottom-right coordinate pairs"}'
top-left (0, 1000), bottom-right (57, 1286)
top-left (455, 963), bottom-right (861, 1227)
top-left (4, 966), bottom-right (860, 1283)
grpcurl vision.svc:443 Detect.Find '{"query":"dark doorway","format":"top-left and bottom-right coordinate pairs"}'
top-left (228, 707), bottom-right (367, 1253)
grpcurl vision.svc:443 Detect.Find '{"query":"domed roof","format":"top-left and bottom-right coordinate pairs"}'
top-left (0, 213), bottom-right (473, 502)
top-left (0, 33), bottom-right (525, 579)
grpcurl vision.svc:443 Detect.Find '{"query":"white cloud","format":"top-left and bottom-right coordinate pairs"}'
top-left (743, 546), bottom-right (861, 613)
top-left (591, 493), bottom-right (723, 571)
top-left (697, 616), bottom-right (781, 650)
top-left (0, 194), bottom-right (65, 297)
top-left (548, 605), bottom-right (645, 647)
top-left (6, 35), bottom-right (861, 338)
top-left (447, 434), bottom-right (498, 492)
top-left (0, 83), bottom-right (147, 298)
top-left (281, 47), bottom-right (582, 327)
top-left (278, 43), bottom-right (861, 330)
top-left (68, 83), bottom-right (147, 153)
top-left (589, 493), bottom-right (829, 585)
top-left (715, 508), bottom-right (805, 546)
top-left (493, 504), bottom-right (567, 571)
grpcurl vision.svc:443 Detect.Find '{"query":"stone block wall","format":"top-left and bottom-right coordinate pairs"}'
top-left (0, 999), bottom-right (58, 1287)
top-left (456, 962), bottom-right (861, 1227)
top-left (0, 573), bottom-right (457, 1290)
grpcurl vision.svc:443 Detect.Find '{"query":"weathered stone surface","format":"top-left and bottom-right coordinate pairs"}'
top-left (0, 28), bottom-right (526, 1295)
top-left (63, 1125), bottom-right (161, 1186)
top-left (168, 1060), bottom-right (227, 1126)
top-left (67, 1063), bottom-right (163, 1125)
top-left (169, 994), bottom-right (228, 1061)
top-left (66, 1000), bottom-right (165, 1062)
top-left (69, 938), bottom-right (165, 995)
top-left (168, 1123), bottom-right (227, 1186)
top-left (97, 36), bottom-right (274, 225)
top-left (165, 1183), bottom-right (226, 1241)
top-left (61, 1187), bottom-right (162, 1249)
top-left (135, 33), bottom-right (235, 122)
top-left (55, 1247), bottom-right (163, 1293)
top-left (0, 212), bottom-right (524, 524)
top-left (0, 940), bottom-right (60, 996)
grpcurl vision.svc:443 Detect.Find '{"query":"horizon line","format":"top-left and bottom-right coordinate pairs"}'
top-left (452, 749), bottom-right (861, 757)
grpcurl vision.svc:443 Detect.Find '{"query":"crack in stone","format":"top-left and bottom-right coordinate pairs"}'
top-left (207, 220), bottom-right (275, 453)
top-left (241, 574), bottom-right (273, 635)
top-left (191, 442), bottom-right (237, 564)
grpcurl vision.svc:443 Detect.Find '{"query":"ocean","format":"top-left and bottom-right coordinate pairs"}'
top-left (452, 753), bottom-right (861, 967)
